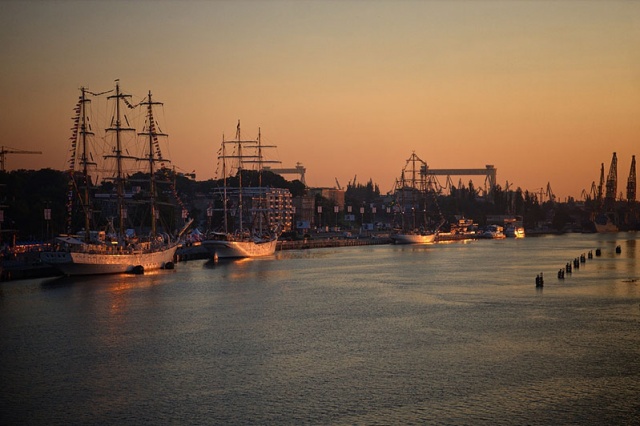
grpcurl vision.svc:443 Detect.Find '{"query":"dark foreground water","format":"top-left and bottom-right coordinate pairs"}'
top-left (1, 233), bottom-right (640, 425)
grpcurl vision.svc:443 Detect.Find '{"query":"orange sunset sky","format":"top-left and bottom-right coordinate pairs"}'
top-left (1, 0), bottom-right (639, 200)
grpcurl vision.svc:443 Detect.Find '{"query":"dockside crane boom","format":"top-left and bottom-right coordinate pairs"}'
top-left (627, 155), bottom-right (636, 203)
top-left (597, 163), bottom-right (605, 206)
top-left (546, 182), bottom-right (555, 203)
top-left (605, 152), bottom-right (618, 210)
top-left (0, 146), bottom-right (43, 171)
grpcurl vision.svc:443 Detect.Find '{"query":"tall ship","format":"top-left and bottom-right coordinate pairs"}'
top-left (41, 81), bottom-right (185, 275)
top-left (390, 152), bottom-right (442, 244)
top-left (202, 121), bottom-right (278, 258)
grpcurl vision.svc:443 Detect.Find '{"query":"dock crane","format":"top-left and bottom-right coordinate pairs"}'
top-left (596, 163), bottom-right (605, 207)
top-left (627, 155), bottom-right (636, 203)
top-left (604, 152), bottom-right (618, 211)
top-left (0, 146), bottom-right (43, 171)
top-left (545, 182), bottom-right (555, 203)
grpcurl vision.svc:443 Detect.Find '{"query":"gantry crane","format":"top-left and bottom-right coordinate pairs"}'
top-left (0, 146), bottom-right (43, 171)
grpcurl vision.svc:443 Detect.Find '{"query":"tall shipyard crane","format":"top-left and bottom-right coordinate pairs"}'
top-left (604, 152), bottom-right (618, 211)
top-left (627, 155), bottom-right (636, 203)
top-left (0, 146), bottom-right (43, 171)
top-left (596, 163), bottom-right (605, 206)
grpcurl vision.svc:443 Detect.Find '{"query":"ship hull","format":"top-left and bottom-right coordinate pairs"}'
top-left (593, 213), bottom-right (618, 233)
top-left (504, 227), bottom-right (525, 238)
top-left (391, 233), bottom-right (436, 245)
top-left (594, 222), bottom-right (619, 233)
top-left (202, 238), bottom-right (277, 258)
top-left (41, 245), bottom-right (178, 276)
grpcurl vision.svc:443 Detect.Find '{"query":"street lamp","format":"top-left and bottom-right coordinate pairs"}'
top-left (44, 204), bottom-right (52, 242)
top-left (206, 204), bottom-right (213, 231)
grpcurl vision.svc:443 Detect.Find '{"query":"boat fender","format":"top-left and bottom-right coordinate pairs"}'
top-left (164, 261), bottom-right (175, 270)
top-left (595, 248), bottom-right (601, 256)
top-left (131, 265), bottom-right (144, 275)
top-left (616, 245), bottom-right (621, 254)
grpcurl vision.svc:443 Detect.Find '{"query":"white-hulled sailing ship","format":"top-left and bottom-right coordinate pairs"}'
top-left (41, 81), bottom-right (186, 275)
top-left (202, 121), bottom-right (278, 258)
top-left (390, 152), bottom-right (442, 244)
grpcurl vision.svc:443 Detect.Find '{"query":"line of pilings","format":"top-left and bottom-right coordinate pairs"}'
top-left (536, 244), bottom-right (622, 288)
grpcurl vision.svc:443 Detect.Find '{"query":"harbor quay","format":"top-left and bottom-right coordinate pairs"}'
top-left (0, 231), bottom-right (486, 281)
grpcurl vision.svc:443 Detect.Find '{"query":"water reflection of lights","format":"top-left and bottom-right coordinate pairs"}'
top-left (104, 272), bottom-right (165, 314)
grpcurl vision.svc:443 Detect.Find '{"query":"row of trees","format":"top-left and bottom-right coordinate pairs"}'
top-left (0, 168), bottom-right (609, 244)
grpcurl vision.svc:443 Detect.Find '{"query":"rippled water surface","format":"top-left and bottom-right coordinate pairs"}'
top-left (2, 233), bottom-right (640, 424)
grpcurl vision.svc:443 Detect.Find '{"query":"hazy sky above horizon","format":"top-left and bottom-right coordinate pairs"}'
top-left (1, 0), bottom-right (639, 200)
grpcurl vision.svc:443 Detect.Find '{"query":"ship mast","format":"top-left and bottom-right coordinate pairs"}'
top-left (138, 90), bottom-right (167, 238)
top-left (106, 80), bottom-right (135, 236)
top-left (237, 123), bottom-right (244, 234)
top-left (219, 120), bottom-right (259, 234)
top-left (221, 134), bottom-right (228, 234)
top-left (78, 87), bottom-right (95, 242)
top-left (244, 127), bottom-right (281, 235)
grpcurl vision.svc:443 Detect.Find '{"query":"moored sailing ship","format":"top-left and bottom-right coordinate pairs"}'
top-left (390, 152), bottom-right (442, 244)
top-left (201, 121), bottom-right (278, 258)
top-left (41, 81), bottom-right (185, 275)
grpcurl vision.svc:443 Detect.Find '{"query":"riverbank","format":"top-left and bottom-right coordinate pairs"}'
top-left (0, 231), bottom-right (521, 282)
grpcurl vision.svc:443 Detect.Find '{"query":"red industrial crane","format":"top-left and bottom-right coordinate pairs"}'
top-left (0, 146), bottom-right (43, 171)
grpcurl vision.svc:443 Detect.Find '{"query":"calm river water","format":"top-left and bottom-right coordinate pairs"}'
top-left (1, 233), bottom-right (640, 424)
